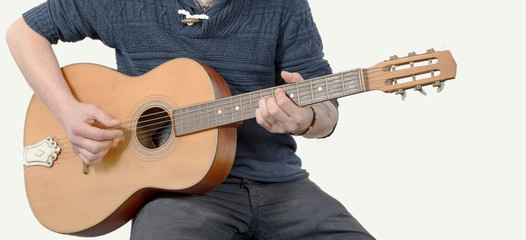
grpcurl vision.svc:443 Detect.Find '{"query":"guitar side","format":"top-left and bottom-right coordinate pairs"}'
top-left (23, 58), bottom-right (236, 236)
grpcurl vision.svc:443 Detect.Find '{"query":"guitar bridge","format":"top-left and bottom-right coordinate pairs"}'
top-left (23, 137), bottom-right (61, 167)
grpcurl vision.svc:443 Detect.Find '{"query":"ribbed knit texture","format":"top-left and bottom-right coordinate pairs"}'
top-left (23, 0), bottom-right (336, 182)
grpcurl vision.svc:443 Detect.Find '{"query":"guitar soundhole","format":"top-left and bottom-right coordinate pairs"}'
top-left (136, 107), bottom-right (172, 149)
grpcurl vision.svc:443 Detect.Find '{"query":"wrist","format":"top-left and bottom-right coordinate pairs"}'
top-left (292, 106), bottom-right (316, 136)
top-left (53, 97), bottom-right (79, 124)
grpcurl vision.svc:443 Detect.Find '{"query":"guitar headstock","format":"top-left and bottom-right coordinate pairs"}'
top-left (365, 49), bottom-right (456, 100)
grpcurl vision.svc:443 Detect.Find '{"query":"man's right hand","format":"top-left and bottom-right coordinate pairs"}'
top-left (58, 101), bottom-right (123, 165)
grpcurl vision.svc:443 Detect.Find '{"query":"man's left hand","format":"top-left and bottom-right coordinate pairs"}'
top-left (255, 71), bottom-right (313, 134)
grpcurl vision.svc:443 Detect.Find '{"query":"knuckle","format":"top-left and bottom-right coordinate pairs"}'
top-left (70, 125), bottom-right (82, 135)
top-left (69, 135), bottom-right (81, 145)
top-left (276, 97), bottom-right (288, 107)
top-left (259, 109), bottom-right (269, 119)
top-left (91, 104), bottom-right (102, 111)
top-left (268, 106), bottom-right (280, 116)
top-left (93, 131), bottom-right (104, 140)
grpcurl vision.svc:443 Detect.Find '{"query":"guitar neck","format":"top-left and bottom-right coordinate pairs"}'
top-left (173, 69), bottom-right (367, 136)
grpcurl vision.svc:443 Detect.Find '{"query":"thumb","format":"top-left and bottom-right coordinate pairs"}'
top-left (92, 107), bottom-right (121, 128)
top-left (281, 71), bottom-right (304, 84)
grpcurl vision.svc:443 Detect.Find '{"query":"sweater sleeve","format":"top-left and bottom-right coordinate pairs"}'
top-left (274, 0), bottom-right (338, 108)
top-left (22, 0), bottom-right (114, 47)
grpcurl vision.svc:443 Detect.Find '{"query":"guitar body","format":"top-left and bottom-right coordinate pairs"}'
top-left (23, 58), bottom-right (236, 236)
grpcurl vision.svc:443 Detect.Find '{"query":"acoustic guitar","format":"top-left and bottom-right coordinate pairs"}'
top-left (22, 49), bottom-right (456, 236)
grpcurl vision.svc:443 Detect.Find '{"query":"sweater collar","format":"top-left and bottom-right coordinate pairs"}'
top-left (178, 0), bottom-right (228, 14)
top-left (174, 0), bottom-right (246, 39)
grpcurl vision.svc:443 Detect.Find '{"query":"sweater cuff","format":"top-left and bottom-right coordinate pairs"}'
top-left (23, 2), bottom-right (58, 44)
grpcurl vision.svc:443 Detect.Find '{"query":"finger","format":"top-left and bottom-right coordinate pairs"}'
top-left (72, 136), bottom-right (113, 155)
top-left (257, 97), bottom-right (275, 127)
top-left (274, 88), bottom-right (301, 116)
top-left (79, 122), bottom-right (123, 141)
top-left (75, 147), bottom-right (107, 165)
top-left (91, 105), bottom-right (121, 128)
top-left (281, 71), bottom-right (304, 84)
top-left (255, 107), bottom-right (272, 131)
top-left (258, 96), bottom-right (270, 119)
top-left (265, 95), bottom-right (291, 124)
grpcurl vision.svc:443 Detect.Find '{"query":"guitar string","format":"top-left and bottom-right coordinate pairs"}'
top-left (53, 82), bottom-right (358, 148)
top-left (59, 66), bottom-right (386, 135)
top-left (117, 66), bottom-right (387, 125)
top-left (50, 67), bottom-right (390, 145)
top-left (50, 66), bottom-right (392, 145)
top-left (52, 77), bottom-right (364, 145)
top-left (50, 67), bottom-right (404, 145)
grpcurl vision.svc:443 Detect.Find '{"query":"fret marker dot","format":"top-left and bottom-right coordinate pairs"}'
top-left (318, 87), bottom-right (323, 91)
top-left (218, 109), bottom-right (222, 114)
top-left (235, 106), bottom-right (240, 111)
top-left (290, 93), bottom-right (295, 98)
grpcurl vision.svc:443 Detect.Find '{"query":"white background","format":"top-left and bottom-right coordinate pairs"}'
top-left (1, 0), bottom-right (525, 239)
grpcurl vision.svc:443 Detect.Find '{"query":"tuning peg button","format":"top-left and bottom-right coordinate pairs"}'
top-left (390, 55), bottom-right (399, 60)
top-left (426, 48), bottom-right (436, 53)
top-left (395, 89), bottom-right (407, 101)
top-left (432, 81), bottom-right (445, 93)
top-left (414, 85), bottom-right (427, 96)
top-left (408, 51), bottom-right (417, 57)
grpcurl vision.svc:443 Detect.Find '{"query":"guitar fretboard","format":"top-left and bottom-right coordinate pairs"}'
top-left (173, 69), bottom-right (367, 136)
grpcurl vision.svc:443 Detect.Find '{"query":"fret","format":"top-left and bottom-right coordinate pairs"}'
top-left (223, 97), bottom-right (234, 124)
top-left (281, 84), bottom-right (294, 105)
top-left (198, 104), bottom-right (203, 131)
top-left (190, 105), bottom-right (197, 132)
top-left (341, 72), bottom-right (346, 95)
top-left (310, 79), bottom-right (314, 103)
top-left (194, 105), bottom-right (200, 131)
top-left (209, 102), bottom-right (215, 129)
top-left (325, 76), bottom-right (330, 99)
top-left (251, 92), bottom-right (259, 118)
top-left (219, 99), bottom-right (225, 126)
top-left (230, 97), bottom-right (237, 123)
top-left (298, 81), bottom-right (313, 106)
top-left (358, 68), bottom-right (366, 92)
top-left (173, 69), bottom-right (365, 136)
top-left (312, 77), bottom-right (329, 103)
top-left (343, 71), bottom-right (362, 95)
top-left (261, 88), bottom-right (273, 99)
top-left (211, 101), bottom-right (217, 128)
top-left (202, 102), bottom-right (209, 130)
top-left (184, 106), bottom-right (191, 133)
top-left (248, 92), bottom-right (254, 118)
top-left (295, 82), bottom-right (301, 105)
top-left (174, 108), bottom-right (183, 135)
top-left (208, 102), bottom-right (214, 129)
top-left (231, 95), bottom-right (242, 123)
top-left (239, 95), bottom-right (244, 120)
top-left (328, 75), bottom-right (342, 98)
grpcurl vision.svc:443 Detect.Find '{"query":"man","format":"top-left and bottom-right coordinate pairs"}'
top-left (7, 0), bottom-right (374, 239)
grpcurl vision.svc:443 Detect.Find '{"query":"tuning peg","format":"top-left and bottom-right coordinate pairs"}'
top-left (389, 55), bottom-right (399, 60)
top-left (432, 81), bottom-right (445, 93)
top-left (408, 51), bottom-right (417, 57)
top-left (395, 89), bottom-right (407, 101)
top-left (413, 85), bottom-right (427, 96)
top-left (426, 48), bottom-right (436, 53)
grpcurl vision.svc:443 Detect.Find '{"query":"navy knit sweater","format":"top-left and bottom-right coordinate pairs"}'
top-left (23, 0), bottom-right (336, 182)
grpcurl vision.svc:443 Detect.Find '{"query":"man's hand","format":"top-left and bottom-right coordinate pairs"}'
top-left (256, 71), bottom-right (313, 135)
top-left (58, 101), bottom-right (123, 165)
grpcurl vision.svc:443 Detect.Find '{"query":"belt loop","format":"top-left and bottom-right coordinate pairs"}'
top-left (241, 178), bottom-right (252, 189)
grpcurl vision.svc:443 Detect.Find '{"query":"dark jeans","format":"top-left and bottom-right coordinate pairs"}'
top-left (130, 177), bottom-right (374, 240)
